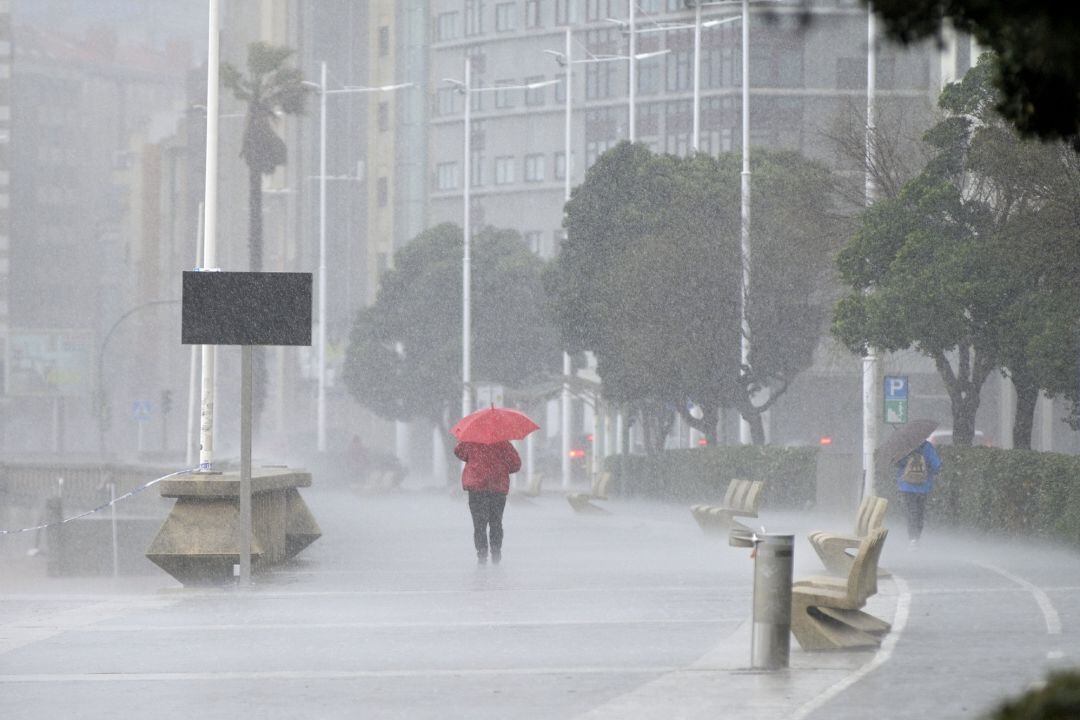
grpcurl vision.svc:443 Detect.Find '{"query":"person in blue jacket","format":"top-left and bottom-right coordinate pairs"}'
top-left (896, 439), bottom-right (942, 548)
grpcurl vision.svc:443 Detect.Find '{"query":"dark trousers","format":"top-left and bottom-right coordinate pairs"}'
top-left (468, 491), bottom-right (507, 556)
top-left (901, 491), bottom-right (927, 541)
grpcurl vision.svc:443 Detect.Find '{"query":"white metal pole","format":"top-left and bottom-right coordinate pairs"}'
top-left (861, 4), bottom-right (878, 499)
top-left (461, 57), bottom-right (473, 419)
top-left (692, 0), bottom-right (702, 151)
top-left (239, 345), bottom-right (252, 586)
top-left (186, 203), bottom-right (204, 468)
top-left (738, 0), bottom-right (752, 444)
top-left (109, 481), bottom-right (118, 578)
top-left (628, 0), bottom-right (637, 141)
top-left (317, 60), bottom-right (328, 453)
top-left (198, 0), bottom-right (220, 471)
top-left (561, 27), bottom-right (573, 490)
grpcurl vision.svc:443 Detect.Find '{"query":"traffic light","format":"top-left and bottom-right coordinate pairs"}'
top-left (160, 389), bottom-right (173, 416)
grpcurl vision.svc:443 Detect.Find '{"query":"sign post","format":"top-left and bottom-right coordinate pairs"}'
top-left (884, 375), bottom-right (909, 425)
top-left (182, 271), bottom-right (312, 587)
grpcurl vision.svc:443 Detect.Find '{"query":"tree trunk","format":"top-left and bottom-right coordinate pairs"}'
top-left (1011, 371), bottom-right (1038, 450)
top-left (681, 404), bottom-right (719, 446)
top-left (745, 410), bottom-right (766, 446)
top-left (248, 166), bottom-right (264, 272)
top-left (932, 345), bottom-right (992, 447)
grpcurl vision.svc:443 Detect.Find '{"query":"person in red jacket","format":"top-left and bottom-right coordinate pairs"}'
top-left (454, 440), bottom-right (521, 564)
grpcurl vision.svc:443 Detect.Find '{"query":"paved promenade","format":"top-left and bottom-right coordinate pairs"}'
top-left (1, 483), bottom-right (1077, 719)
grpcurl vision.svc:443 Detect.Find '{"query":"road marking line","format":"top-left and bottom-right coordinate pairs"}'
top-left (1047, 650), bottom-right (1065, 660)
top-left (0, 598), bottom-right (177, 656)
top-left (788, 576), bottom-right (911, 720)
top-left (0, 665), bottom-right (679, 684)
top-left (72, 618), bottom-right (742, 633)
top-left (978, 563), bottom-right (1062, 635)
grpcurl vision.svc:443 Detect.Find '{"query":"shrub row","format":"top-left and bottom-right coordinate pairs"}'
top-left (604, 445), bottom-right (819, 509)
top-left (875, 446), bottom-right (1080, 547)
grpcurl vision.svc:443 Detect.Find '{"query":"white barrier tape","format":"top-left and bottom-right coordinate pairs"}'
top-left (0, 468), bottom-right (197, 535)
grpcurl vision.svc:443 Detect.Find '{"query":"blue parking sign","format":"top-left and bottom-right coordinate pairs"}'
top-left (884, 376), bottom-right (908, 400)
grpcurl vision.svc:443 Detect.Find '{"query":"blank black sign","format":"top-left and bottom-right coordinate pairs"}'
top-left (182, 271), bottom-right (312, 346)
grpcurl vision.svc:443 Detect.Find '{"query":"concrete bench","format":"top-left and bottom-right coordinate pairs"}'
top-left (567, 472), bottom-right (612, 514)
top-left (690, 479), bottom-right (764, 539)
top-left (791, 527), bottom-right (891, 650)
top-left (808, 495), bottom-right (888, 576)
top-left (145, 468), bottom-right (321, 586)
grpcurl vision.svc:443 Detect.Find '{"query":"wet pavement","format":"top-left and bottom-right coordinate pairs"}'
top-left (1, 482), bottom-right (1077, 719)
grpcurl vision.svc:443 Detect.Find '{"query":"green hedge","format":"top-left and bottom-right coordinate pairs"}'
top-left (604, 445), bottom-right (819, 509)
top-left (876, 446), bottom-right (1080, 547)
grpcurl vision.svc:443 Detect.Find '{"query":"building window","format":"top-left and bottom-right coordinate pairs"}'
top-left (555, 72), bottom-right (566, 103)
top-left (585, 61), bottom-right (616, 100)
top-left (638, 102), bottom-right (661, 137)
top-left (525, 0), bottom-right (542, 28)
top-left (638, 56), bottom-right (661, 95)
top-left (471, 80), bottom-right (485, 112)
top-left (494, 156), bottom-right (516, 185)
top-left (494, 80), bottom-right (515, 109)
top-left (436, 162), bottom-right (459, 190)
top-left (585, 0), bottom-right (614, 22)
top-left (377, 177), bottom-right (389, 207)
top-left (495, 2), bottom-right (517, 31)
top-left (436, 87), bottom-right (458, 116)
top-left (471, 149), bottom-right (487, 186)
top-left (436, 12), bottom-right (459, 41)
top-left (554, 151), bottom-right (566, 180)
top-left (465, 0), bottom-right (486, 36)
top-left (555, 0), bottom-right (572, 25)
top-left (378, 26), bottom-right (390, 57)
top-left (665, 100), bottom-right (692, 156)
top-left (524, 230), bottom-right (543, 254)
top-left (524, 153), bottom-right (545, 182)
top-left (377, 102), bottom-right (389, 132)
top-left (524, 75), bottom-right (546, 106)
top-left (666, 47), bottom-right (692, 92)
top-left (585, 107), bottom-right (620, 166)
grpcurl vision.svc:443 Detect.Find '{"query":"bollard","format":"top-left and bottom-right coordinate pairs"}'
top-left (44, 496), bottom-right (64, 577)
top-left (751, 533), bottom-right (794, 670)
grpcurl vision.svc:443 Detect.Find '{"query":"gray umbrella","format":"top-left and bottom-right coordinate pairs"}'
top-left (879, 418), bottom-right (939, 465)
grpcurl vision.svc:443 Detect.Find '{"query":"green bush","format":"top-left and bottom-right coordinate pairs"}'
top-left (605, 445), bottom-right (819, 509)
top-left (875, 446), bottom-right (1080, 547)
top-left (986, 670), bottom-right (1080, 719)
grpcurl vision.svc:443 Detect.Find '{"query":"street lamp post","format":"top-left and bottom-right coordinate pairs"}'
top-left (546, 32), bottom-right (667, 488)
top-left (198, 0), bottom-right (220, 472)
top-left (862, 4), bottom-right (879, 499)
top-left (444, 68), bottom-right (558, 420)
top-left (307, 62), bottom-right (411, 453)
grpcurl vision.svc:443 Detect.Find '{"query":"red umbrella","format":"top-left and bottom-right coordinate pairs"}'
top-left (451, 406), bottom-right (540, 444)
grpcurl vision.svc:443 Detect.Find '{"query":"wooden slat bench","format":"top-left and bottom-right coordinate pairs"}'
top-left (808, 495), bottom-right (889, 576)
top-left (690, 479), bottom-right (764, 538)
top-left (791, 527), bottom-right (891, 650)
top-left (567, 472), bottom-right (612, 514)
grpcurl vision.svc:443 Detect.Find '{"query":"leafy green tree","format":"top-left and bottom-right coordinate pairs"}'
top-left (344, 223), bottom-right (559, 443)
top-left (222, 42), bottom-right (309, 271)
top-left (833, 57), bottom-right (1080, 448)
top-left (864, 1), bottom-right (1080, 149)
top-left (549, 142), bottom-right (839, 447)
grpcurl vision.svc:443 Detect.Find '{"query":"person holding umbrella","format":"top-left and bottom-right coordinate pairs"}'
top-left (451, 406), bottom-right (538, 564)
top-left (881, 419), bottom-right (942, 549)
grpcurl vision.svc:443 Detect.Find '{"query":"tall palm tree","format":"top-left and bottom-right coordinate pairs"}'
top-left (222, 42), bottom-right (309, 271)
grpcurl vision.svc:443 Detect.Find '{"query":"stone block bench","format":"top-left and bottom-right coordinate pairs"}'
top-left (808, 495), bottom-right (889, 576)
top-left (145, 468), bottom-right (321, 586)
top-left (690, 479), bottom-right (763, 539)
top-left (791, 527), bottom-right (890, 650)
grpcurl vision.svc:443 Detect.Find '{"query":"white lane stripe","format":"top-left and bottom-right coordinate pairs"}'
top-left (72, 618), bottom-right (742, 633)
top-left (788, 575), bottom-right (912, 720)
top-left (978, 563), bottom-right (1062, 635)
top-left (0, 665), bottom-right (679, 684)
top-left (0, 598), bottom-right (177, 656)
top-left (914, 586), bottom-right (1080, 596)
